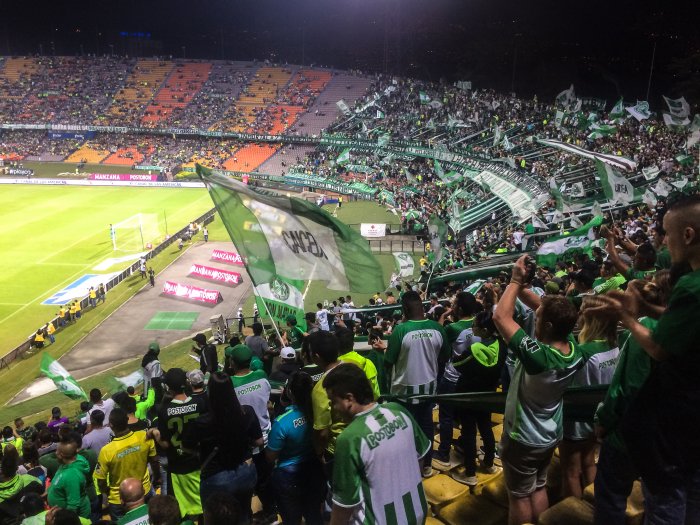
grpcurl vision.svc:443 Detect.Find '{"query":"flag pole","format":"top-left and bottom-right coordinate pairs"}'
top-left (252, 284), bottom-right (284, 343)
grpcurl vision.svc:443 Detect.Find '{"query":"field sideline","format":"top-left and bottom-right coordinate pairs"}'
top-left (0, 184), bottom-right (215, 351)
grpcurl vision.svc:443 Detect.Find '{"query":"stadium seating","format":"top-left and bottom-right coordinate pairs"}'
top-left (106, 59), bottom-right (174, 125)
top-left (64, 145), bottom-right (111, 164)
top-left (222, 143), bottom-right (280, 171)
top-left (141, 62), bottom-right (212, 126)
top-left (102, 147), bottom-right (146, 165)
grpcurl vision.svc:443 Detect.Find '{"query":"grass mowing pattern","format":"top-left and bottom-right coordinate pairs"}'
top-left (0, 185), bottom-right (214, 351)
top-left (144, 312), bottom-right (200, 330)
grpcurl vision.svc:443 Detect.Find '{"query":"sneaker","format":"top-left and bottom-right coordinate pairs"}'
top-left (480, 445), bottom-right (500, 459)
top-left (481, 464), bottom-right (502, 475)
top-left (422, 464), bottom-right (434, 478)
top-left (451, 470), bottom-right (478, 486)
top-left (432, 453), bottom-right (451, 470)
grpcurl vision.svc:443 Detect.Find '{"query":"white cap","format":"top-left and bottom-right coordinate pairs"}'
top-left (280, 347), bottom-right (296, 359)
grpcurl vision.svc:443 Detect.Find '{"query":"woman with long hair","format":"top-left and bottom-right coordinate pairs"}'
top-left (560, 295), bottom-right (621, 498)
top-left (182, 372), bottom-right (262, 523)
top-left (265, 371), bottom-right (326, 525)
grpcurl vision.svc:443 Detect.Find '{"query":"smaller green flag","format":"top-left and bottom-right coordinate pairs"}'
top-left (419, 91), bottom-right (430, 104)
top-left (337, 148), bottom-right (351, 166)
top-left (40, 353), bottom-right (87, 400)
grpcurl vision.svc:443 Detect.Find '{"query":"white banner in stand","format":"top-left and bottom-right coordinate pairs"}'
top-left (360, 223), bottom-right (387, 238)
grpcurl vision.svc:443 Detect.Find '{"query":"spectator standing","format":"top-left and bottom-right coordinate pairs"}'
top-left (378, 290), bottom-right (450, 476)
top-left (0, 446), bottom-right (43, 525)
top-left (46, 441), bottom-right (91, 519)
top-left (492, 255), bottom-right (583, 525)
top-left (269, 347), bottom-right (301, 386)
top-left (148, 268), bottom-right (155, 288)
top-left (192, 334), bottom-right (218, 376)
top-left (323, 364), bottom-right (430, 525)
top-left (94, 408), bottom-right (160, 521)
top-left (141, 343), bottom-right (163, 399)
top-left (203, 226), bottom-right (208, 242)
top-left (266, 371), bottom-right (326, 525)
top-left (335, 327), bottom-right (380, 400)
top-left (182, 372), bottom-right (261, 522)
top-left (116, 478), bottom-right (148, 525)
top-left (81, 411), bottom-right (113, 455)
top-left (86, 389), bottom-right (115, 429)
top-left (315, 303), bottom-right (329, 331)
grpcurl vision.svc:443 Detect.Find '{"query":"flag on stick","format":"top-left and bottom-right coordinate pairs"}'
top-left (40, 353), bottom-right (87, 400)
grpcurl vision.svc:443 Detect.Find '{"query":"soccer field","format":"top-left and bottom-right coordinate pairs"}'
top-left (0, 185), bottom-right (215, 352)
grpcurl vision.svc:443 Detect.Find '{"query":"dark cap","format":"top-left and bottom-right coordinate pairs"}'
top-left (285, 315), bottom-right (297, 325)
top-left (148, 342), bottom-right (160, 353)
top-left (192, 333), bottom-right (207, 346)
top-left (163, 368), bottom-right (187, 391)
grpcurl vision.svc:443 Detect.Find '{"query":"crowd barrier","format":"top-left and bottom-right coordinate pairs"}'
top-left (0, 208), bottom-right (217, 370)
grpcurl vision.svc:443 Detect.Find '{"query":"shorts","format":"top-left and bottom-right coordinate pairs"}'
top-left (170, 470), bottom-right (203, 517)
top-left (499, 435), bottom-right (556, 497)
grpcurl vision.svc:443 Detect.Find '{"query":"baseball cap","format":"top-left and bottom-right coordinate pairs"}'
top-left (192, 333), bottom-right (207, 346)
top-left (285, 314), bottom-right (297, 325)
top-left (225, 344), bottom-right (253, 363)
top-left (148, 342), bottom-right (160, 353)
top-left (280, 347), bottom-right (296, 360)
top-left (186, 369), bottom-right (205, 386)
top-left (545, 281), bottom-right (561, 294)
top-left (163, 368), bottom-right (187, 391)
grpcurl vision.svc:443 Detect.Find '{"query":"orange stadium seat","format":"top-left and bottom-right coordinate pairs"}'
top-left (65, 146), bottom-right (110, 164)
top-left (222, 144), bottom-right (280, 171)
top-left (142, 62), bottom-right (212, 126)
top-left (102, 147), bottom-right (145, 165)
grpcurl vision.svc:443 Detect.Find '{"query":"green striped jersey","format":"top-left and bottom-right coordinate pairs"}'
top-left (232, 370), bottom-right (272, 437)
top-left (332, 402), bottom-right (430, 525)
top-left (385, 319), bottom-right (449, 402)
top-left (505, 329), bottom-right (583, 447)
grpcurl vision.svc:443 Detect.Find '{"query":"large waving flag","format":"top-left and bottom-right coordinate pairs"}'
top-left (40, 353), bottom-right (87, 400)
top-left (536, 216), bottom-right (605, 268)
top-left (596, 160), bottom-right (634, 204)
top-left (197, 165), bottom-right (384, 293)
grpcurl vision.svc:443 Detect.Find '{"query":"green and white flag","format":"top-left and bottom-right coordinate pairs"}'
top-left (626, 101), bottom-right (651, 121)
top-left (591, 200), bottom-right (603, 218)
top-left (254, 276), bottom-right (306, 330)
top-left (393, 252), bottom-right (415, 278)
top-left (672, 176), bottom-right (689, 189)
top-left (555, 84), bottom-right (576, 109)
top-left (376, 109), bottom-right (385, 119)
top-left (492, 125), bottom-right (502, 147)
top-left (427, 214), bottom-right (448, 264)
top-left (691, 114), bottom-right (700, 132)
top-left (642, 189), bottom-right (658, 208)
top-left (653, 178), bottom-right (672, 198)
top-left (536, 216), bottom-right (604, 267)
top-left (419, 91), bottom-right (430, 104)
top-left (587, 124), bottom-right (618, 140)
top-left (596, 160), bottom-right (634, 204)
top-left (663, 113), bottom-right (690, 128)
top-left (554, 110), bottom-right (565, 128)
top-left (40, 353), bottom-right (87, 400)
top-left (502, 135), bottom-right (514, 151)
top-left (377, 132), bottom-right (390, 147)
top-left (336, 99), bottom-right (352, 117)
top-left (197, 165), bottom-right (384, 293)
top-left (610, 98), bottom-right (625, 119)
top-left (464, 279), bottom-right (485, 295)
top-left (663, 96), bottom-right (690, 118)
top-left (336, 148), bottom-right (351, 166)
top-left (569, 182), bottom-right (585, 198)
top-left (676, 154), bottom-right (694, 167)
top-left (433, 159), bottom-right (445, 178)
top-left (114, 370), bottom-right (145, 389)
top-left (642, 165), bottom-right (661, 180)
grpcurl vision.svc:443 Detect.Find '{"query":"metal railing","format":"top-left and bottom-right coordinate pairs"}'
top-left (0, 208), bottom-right (217, 370)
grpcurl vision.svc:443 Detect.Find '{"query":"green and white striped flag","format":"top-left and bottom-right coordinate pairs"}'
top-left (642, 189), bottom-right (658, 208)
top-left (676, 154), bottom-right (694, 167)
top-left (642, 165), bottom-right (661, 180)
top-left (376, 109), bottom-right (385, 119)
top-left (427, 214), bottom-right (448, 264)
top-left (40, 353), bottom-right (87, 400)
top-left (197, 165), bottom-right (384, 293)
top-left (587, 124), bottom-right (618, 140)
top-left (254, 276), bottom-right (306, 330)
top-left (419, 91), bottom-right (430, 104)
top-left (502, 135), bottom-right (514, 151)
top-left (596, 160), bottom-right (634, 204)
top-left (626, 101), bottom-right (651, 121)
top-left (663, 96), bottom-right (690, 118)
top-left (434, 159), bottom-right (445, 178)
top-left (337, 148), bottom-right (351, 166)
top-left (536, 216), bottom-right (605, 268)
top-left (555, 84), bottom-right (576, 109)
top-left (663, 113), bottom-right (690, 128)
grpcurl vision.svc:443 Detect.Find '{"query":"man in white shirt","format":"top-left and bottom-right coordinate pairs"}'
top-left (316, 303), bottom-right (330, 331)
top-left (86, 388), bottom-right (115, 432)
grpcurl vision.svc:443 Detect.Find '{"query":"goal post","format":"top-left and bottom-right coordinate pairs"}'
top-left (112, 213), bottom-right (164, 252)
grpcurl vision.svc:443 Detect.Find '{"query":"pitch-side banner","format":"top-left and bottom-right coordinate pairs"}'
top-left (189, 263), bottom-right (242, 285)
top-left (162, 281), bottom-right (222, 304)
top-left (89, 173), bottom-right (158, 181)
top-left (211, 249), bottom-right (245, 266)
top-left (360, 223), bottom-right (387, 238)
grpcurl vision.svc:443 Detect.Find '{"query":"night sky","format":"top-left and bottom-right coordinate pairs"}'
top-left (2, 0), bottom-right (699, 103)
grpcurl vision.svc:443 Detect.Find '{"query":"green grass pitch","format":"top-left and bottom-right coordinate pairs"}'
top-left (144, 312), bottom-right (200, 330)
top-left (0, 185), bottom-right (215, 352)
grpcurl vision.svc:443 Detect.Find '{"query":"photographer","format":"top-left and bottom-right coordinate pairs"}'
top-left (493, 255), bottom-right (584, 525)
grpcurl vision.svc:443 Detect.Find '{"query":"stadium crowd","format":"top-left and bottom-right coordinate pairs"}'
top-left (3, 192), bottom-right (700, 525)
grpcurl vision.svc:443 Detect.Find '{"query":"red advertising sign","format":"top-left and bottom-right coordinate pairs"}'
top-left (89, 174), bottom-right (158, 181)
top-left (211, 249), bottom-right (245, 266)
top-left (162, 281), bottom-right (222, 304)
top-left (189, 263), bottom-right (242, 285)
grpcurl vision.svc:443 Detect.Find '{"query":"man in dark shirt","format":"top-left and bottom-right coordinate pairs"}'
top-left (152, 368), bottom-right (205, 519)
top-left (192, 334), bottom-right (218, 375)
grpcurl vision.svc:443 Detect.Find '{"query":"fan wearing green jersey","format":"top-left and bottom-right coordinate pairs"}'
top-left (593, 195), bottom-right (700, 524)
top-left (493, 255), bottom-right (583, 525)
top-left (323, 364), bottom-right (430, 525)
top-left (560, 295), bottom-right (620, 499)
top-left (376, 290), bottom-right (450, 477)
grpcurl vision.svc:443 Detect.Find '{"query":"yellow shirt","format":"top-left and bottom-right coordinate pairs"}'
top-left (311, 367), bottom-right (347, 455)
top-left (69, 305), bottom-right (77, 314)
top-left (94, 430), bottom-right (155, 504)
top-left (75, 302), bottom-right (81, 313)
top-left (89, 290), bottom-right (97, 299)
top-left (338, 352), bottom-right (380, 400)
top-left (47, 322), bottom-right (55, 335)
